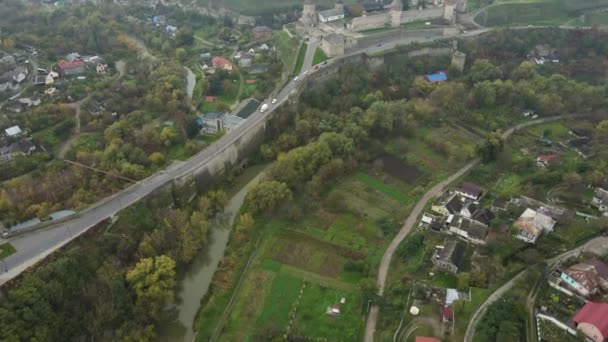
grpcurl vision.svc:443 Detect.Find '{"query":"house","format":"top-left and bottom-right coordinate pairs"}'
top-left (200, 112), bottom-right (225, 134)
top-left (222, 115), bottom-right (245, 132)
top-left (165, 25), bottom-right (178, 36)
top-left (561, 136), bottom-right (592, 159)
top-left (204, 96), bottom-right (218, 102)
top-left (460, 202), bottom-right (479, 219)
top-left (456, 183), bottom-right (483, 201)
top-left (537, 154), bottom-right (560, 168)
top-left (432, 240), bottom-right (465, 274)
top-left (560, 259), bottom-right (608, 297)
top-left (238, 53), bottom-right (254, 67)
top-left (491, 198), bottom-right (508, 212)
top-left (0, 140), bottom-right (36, 162)
top-left (445, 288), bottom-right (459, 305)
top-left (18, 98), bottom-right (41, 107)
top-left (57, 59), bottom-right (85, 76)
top-left (449, 217), bottom-right (488, 245)
top-left (442, 305), bottom-right (453, 323)
top-left (245, 79), bottom-right (256, 85)
top-left (200, 52), bottom-right (211, 59)
top-left (432, 193), bottom-right (463, 217)
top-left (249, 64), bottom-right (270, 74)
top-left (65, 52), bottom-right (81, 62)
top-left (514, 208), bottom-right (556, 244)
top-left (573, 302), bottom-right (608, 342)
top-left (319, 8), bottom-right (345, 22)
top-left (211, 56), bottom-right (233, 71)
top-left (0, 66), bottom-right (28, 84)
top-left (44, 87), bottom-right (58, 96)
top-left (471, 208), bottom-right (495, 227)
top-left (258, 43), bottom-right (270, 51)
top-left (96, 63), bottom-right (108, 75)
top-left (592, 187), bottom-right (608, 212)
top-left (5, 125), bottom-right (22, 137)
top-left (415, 337), bottom-right (442, 342)
top-left (251, 25), bottom-right (273, 40)
top-left (326, 304), bottom-right (341, 316)
top-left (45, 73), bottom-right (54, 85)
top-left (425, 71), bottom-right (448, 83)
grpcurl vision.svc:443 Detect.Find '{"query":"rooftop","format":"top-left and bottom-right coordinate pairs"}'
top-left (5, 125), bottom-right (22, 137)
top-left (435, 240), bottom-right (465, 267)
top-left (573, 302), bottom-right (608, 338)
top-left (514, 208), bottom-right (556, 236)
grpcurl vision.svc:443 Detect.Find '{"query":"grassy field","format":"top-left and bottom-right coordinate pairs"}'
top-left (453, 288), bottom-right (492, 341)
top-left (0, 243), bottom-right (16, 260)
top-left (474, 0), bottom-right (608, 27)
top-left (312, 47), bottom-right (329, 66)
top-left (293, 43), bottom-right (307, 76)
top-left (273, 31), bottom-right (300, 74)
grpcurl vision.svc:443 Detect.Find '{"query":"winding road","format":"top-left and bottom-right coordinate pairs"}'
top-left (363, 114), bottom-right (592, 342)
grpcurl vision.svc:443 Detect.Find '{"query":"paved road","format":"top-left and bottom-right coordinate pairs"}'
top-left (302, 39), bottom-right (319, 72)
top-left (363, 114), bottom-right (590, 342)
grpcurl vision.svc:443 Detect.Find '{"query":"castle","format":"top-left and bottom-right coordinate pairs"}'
top-left (299, 0), bottom-right (457, 31)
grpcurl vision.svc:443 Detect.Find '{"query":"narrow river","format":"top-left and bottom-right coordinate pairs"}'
top-left (158, 164), bottom-right (268, 341)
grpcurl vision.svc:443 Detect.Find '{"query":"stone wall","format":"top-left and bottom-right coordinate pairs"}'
top-left (350, 13), bottom-right (390, 31)
top-left (400, 7), bottom-right (443, 23)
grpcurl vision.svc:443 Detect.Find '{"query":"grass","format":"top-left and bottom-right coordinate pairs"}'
top-left (293, 43), bottom-right (307, 76)
top-left (273, 31), bottom-right (300, 74)
top-left (254, 271), bottom-right (303, 333)
top-left (453, 287), bottom-right (492, 341)
top-left (357, 172), bottom-right (412, 205)
top-left (291, 283), bottom-right (363, 340)
top-left (0, 243), bottom-right (16, 260)
top-left (312, 47), bottom-right (329, 65)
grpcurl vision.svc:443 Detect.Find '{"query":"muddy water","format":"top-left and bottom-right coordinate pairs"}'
top-left (158, 164), bottom-right (268, 341)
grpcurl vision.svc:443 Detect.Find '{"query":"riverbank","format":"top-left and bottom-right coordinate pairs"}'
top-left (158, 164), bottom-right (269, 341)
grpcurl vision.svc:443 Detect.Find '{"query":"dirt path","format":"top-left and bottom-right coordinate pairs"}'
top-left (364, 114), bottom-right (592, 342)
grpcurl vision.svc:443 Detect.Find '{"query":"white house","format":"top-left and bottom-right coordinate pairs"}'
top-left (5, 125), bottom-right (22, 137)
top-left (318, 8), bottom-right (345, 23)
top-left (514, 208), bottom-right (556, 244)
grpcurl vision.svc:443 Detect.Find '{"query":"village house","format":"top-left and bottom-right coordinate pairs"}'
top-left (514, 208), bottom-right (556, 244)
top-left (432, 193), bottom-right (463, 217)
top-left (432, 240), bottom-right (466, 274)
top-left (449, 217), bottom-right (488, 245)
top-left (460, 202), bottom-right (478, 219)
top-left (4, 125), bottom-right (22, 137)
top-left (57, 59), bottom-right (85, 76)
top-left (573, 302), bottom-right (608, 342)
top-left (0, 139), bottom-right (36, 162)
top-left (456, 183), bottom-right (483, 201)
top-left (238, 53), bottom-right (254, 67)
top-left (560, 259), bottom-right (608, 297)
top-left (592, 186), bottom-right (608, 212)
top-left (251, 26), bottom-right (272, 40)
top-left (199, 112), bottom-right (244, 134)
top-left (536, 154), bottom-right (560, 168)
top-left (211, 56), bottom-right (233, 71)
top-left (471, 208), bottom-right (495, 227)
top-left (96, 63), bottom-right (108, 75)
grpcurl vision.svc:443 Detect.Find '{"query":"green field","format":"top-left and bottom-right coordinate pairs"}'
top-left (0, 243), bottom-right (16, 260)
top-left (293, 42), bottom-right (307, 75)
top-left (312, 47), bottom-right (329, 65)
top-left (474, 0), bottom-right (608, 27)
top-left (273, 31), bottom-right (300, 74)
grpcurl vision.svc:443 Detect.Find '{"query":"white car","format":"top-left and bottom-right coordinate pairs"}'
top-left (271, 98), bottom-right (277, 104)
top-left (293, 76), bottom-right (299, 82)
top-left (304, 70), bottom-right (309, 75)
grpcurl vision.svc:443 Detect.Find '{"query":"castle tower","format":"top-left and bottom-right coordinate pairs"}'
top-left (443, 0), bottom-right (457, 24)
top-left (335, 0), bottom-right (344, 12)
top-left (303, 0), bottom-right (316, 19)
top-left (390, 0), bottom-right (403, 27)
top-left (451, 50), bottom-right (466, 73)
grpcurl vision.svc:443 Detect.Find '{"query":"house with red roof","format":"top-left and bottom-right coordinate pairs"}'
top-left (57, 59), bottom-right (85, 77)
top-left (573, 302), bottom-right (608, 342)
top-left (536, 154), bottom-right (560, 168)
top-left (211, 56), bottom-right (233, 71)
top-left (415, 337), bottom-right (441, 342)
top-left (442, 305), bottom-right (453, 323)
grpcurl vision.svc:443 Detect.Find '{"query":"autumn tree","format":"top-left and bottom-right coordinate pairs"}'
top-left (247, 181), bottom-right (292, 214)
top-left (126, 255), bottom-right (176, 320)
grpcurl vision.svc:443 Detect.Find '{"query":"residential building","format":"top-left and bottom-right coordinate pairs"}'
top-left (200, 112), bottom-right (225, 134)
top-left (460, 202), bottom-right (478, 219)
top-left (432, 240), bottom-right (465, 274)
top-left (415, 337), bottom-right (441, 342)
top-left (491, 198), bottom-right (508, 212)
top-left (592, 187), bottom-right (608, 212)
top-left (96, 63), bottom-right (108, 75)
top-left (5, 125), bottom-right (22, 137)
top-left (449, 217), bottom-right (488, 245)
top-left (251, 26), bottom-right (273, 40)
top-left (222, 115), bottom-right (245, 132)
top-left (560, 259), bottom-right (608, 297)
top-left (57, 59), bottom-right (85, 76)
top-left (573, 302), bottom-right (608, 342)
top-left (514, 208), bottom-right (556, 244)
top-left (471, 208), bottom-right (495, 227)
top-left (432, 193), bottom-right (463, 217)
top-left (537, 154), bottom-right (560, 168)
top-left (200, 52), bottom-right (211, 59)
top-left (319, 8), bottom-right (345, 22)
top-left (0, 140), bottom-right (36, 162)
top-left (238, 53), bottom-right (254, 67)
top-left (456, 183), bottom-right (483, 201)
top-left (65, 52), bottom-right (81, 62)
top-left (211, 56), bottom-right (233, 71)
top-left (442, 305), bottom-right (453, 323)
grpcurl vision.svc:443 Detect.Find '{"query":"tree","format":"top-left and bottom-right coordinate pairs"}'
top-left (468, 59), bottom-right (503, 83)
top-left (126, 255), bottom-right (176, 320)
top-left (236, 213), bottom-right (255, 232)
top-left (175, 27), bottom-right (194, 46)
top-left (247, 180), bottom-right (292, 214)
top-left (148, 152), bottom-right (165, 165)
top-left (457, 272), bottom-right (470, 289)
top-left (175, 48), bottom-right (187, 63)
top-left (397, 234), bottom-right (424, 260)
top-left (476, 132), bottom-right (504, 163)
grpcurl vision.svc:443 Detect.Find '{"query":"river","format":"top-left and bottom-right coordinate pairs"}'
top-left (158, 164), bottom-right (268, 341)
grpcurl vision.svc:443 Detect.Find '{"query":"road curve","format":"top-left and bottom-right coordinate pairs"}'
top-left (363, 114), bottom-right (589, 342)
